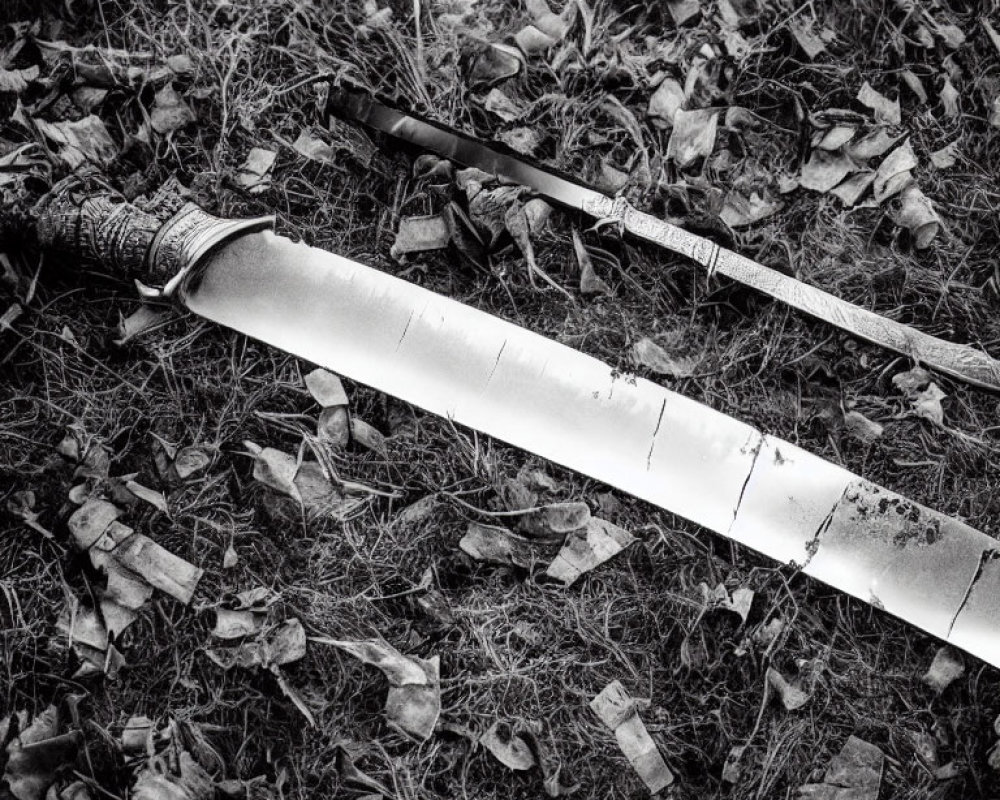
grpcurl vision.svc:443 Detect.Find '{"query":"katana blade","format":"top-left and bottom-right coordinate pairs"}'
top-left (174, 222), bottom-right (1000, 668)
top-left (329, 88), bottom-right (1000, 392)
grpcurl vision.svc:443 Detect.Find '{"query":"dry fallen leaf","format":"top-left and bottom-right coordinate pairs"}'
top-left (789, 16), bottom-right (834, 59)
top-left (515, 25), bottom-right (557, 55)
top-left (236, 147), bottom-right (277, 194)
top-left (68, 499), bottom-right (120, 550)
top-left (498, 127), bottom-right (541, 156)
top-left (930, 141), bottom-right (959, 169)
top-left (304, 368), bottom-right (348, 407)
top-left (212, 608), bottom-right (265, 640)
top-left (799, 148), bottom-right (854, 193)
top-left (36, 115), bottom-right (116, 168)
top-left (667, 108), bottom-right (719, 169)
top-left (350, 418), bottom-right (386, 455)
top-left (648, 77), bottom-right (685, 129)
top-left (720, 191), bottom-right (783, 228)
top-left (170, 445), bottom-right (212, 481)
top-left (245, 441), bottom-right (301, 502)
top-left (480, 721), bottom-right (536, 770)
top-left (857, 81), bottom-right (901, 126)
top-left (701, 582), bottom-right (755, 623)
top-left (318, 406), bottom-right (350, 446)
top-left (922, 646), bottom-right (965, 692)
top-left (873, 140), bottom-right (916, 202)
top-left (525, 0), bottom-right (575, 40)
top-left (844, 410), bottom-right (884, 443)
top-left (315, 638), bottom-right (441, 741)
top-left (390, 215), bottom-right (451, 260)
top-left (3, 707), bottom-right (82, 800)
top-left (483, 87), bottom-right (527, 122)
top-left (460, 522), bottom-right (536, 568)
top-left (572, 229), bottom-right (612, 297)
top-left (125, 480), bottom-right (169, 515)
top-left (940, 78), bottom-right (960, 119)
top-left (893, 184), bottom-right (940, 249)
top-left (291, 128), bottom-right (336, 163)
top-left (469, 43), bottom-right (523, 88)
top-left (666, 0), bottom-right (699, 25)
top-left (519, 501), bottom-right (591, 537)
top-left (631, 336), bottom-right (698, 378)
top-left (590, 681), bottom-right (673, 793)
top-left (149, 83), bottom-right (196, 135)
top-left (546, 517), bottom-right (635, 585)
top-left (766, 667), bottom-right (810, 711)
top-left (798, 735), bottom-right (884, 800)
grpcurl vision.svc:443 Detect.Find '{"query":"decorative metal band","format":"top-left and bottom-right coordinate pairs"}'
top-left (145, 203), bottom-right (275, 298)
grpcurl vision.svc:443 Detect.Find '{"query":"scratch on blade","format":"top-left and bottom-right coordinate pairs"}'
top-left (646, 398), bottom-right (667, 470)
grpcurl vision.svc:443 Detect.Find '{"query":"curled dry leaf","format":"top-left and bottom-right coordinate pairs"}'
top-left (304, 368), bottom-right (348, 407)
top-left (3, 708), bottom-right (82, 800)
top-left (590, 681), bottom-right (673, 793)
top-left (498, 127), bottom-right (541, 157)
top-left (799, 149), bottom-right (854, 193)
top-left (207, 618), bottom-right (307, 671)
top-left (701, 582), bottom-right (754, 623)
top-left (390, 215), bottom-right (451, 260)
top-left (873, 140), bottom-right (916, 202)
top-left (245, 441), bottom-right (301, 501)
top-left (68, 499), bottom-right (120, 550)
top-left (666, 0), bottom-right (699, 25)
top-left (112, 532), bottom-right (203, 605)
top-left (132, 750), bottom-right (214, 800)
top-left (315, 638), bottom-right (441, 741)
top-left (830, 171), bottom-right (876, 207)
top-left (460, 522), bottom-right (536, 568)
top-left (766, 667), bottom-right (810, 711)
top-left (480, 721), bottom-right (536, 770)
top-left (631, 337), bottom-right (698, 378)
top-left (470, 43), bottom-right (522, 88)
top-left (125, 480), bottom-right (168, 514)
top-left (519, 501), bottom-right (591, 537)
top-left (922, 645), bottom-right (965, 692)
top-left (546, 517), bottom-right (635, 585)
top-left (789, 16), bottom-right (834, 59)
top-left (893, 184), bottom-right (940, 249)
top-left (122, 715), bottom-right (154, 753)
top-left (940, 78), bottom-right (960, 119)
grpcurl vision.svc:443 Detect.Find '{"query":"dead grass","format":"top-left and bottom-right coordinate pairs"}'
top-left (4, 0), bottom-right (1000, 798)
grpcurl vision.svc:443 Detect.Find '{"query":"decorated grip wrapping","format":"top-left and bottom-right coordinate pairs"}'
top-left (35, 187), bottom-right (163, 277)
top-left (34, 178), bottom-right (274, 295)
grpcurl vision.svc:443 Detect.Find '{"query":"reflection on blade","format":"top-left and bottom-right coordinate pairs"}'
top-left (183, 232), bottom-right (1000, 667)
top-left (333, 90), bottom-right (1000, 391)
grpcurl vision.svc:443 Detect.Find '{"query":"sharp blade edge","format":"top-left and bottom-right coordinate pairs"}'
top-left (183, 232), bottom-right (1000, 667)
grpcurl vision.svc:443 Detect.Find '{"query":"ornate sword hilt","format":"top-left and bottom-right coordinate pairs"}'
top-left (34, 176), bottom-right (273, 301)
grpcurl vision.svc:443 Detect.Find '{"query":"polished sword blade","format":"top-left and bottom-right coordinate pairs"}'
top-left (182, 231), bottom-right (1000, 667)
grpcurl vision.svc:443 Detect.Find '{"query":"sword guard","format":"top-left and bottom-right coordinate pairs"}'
top-left (140, 203), bottom-right (274, 300)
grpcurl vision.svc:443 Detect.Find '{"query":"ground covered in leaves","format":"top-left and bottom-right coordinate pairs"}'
top-left (4, 0), bottom-right (1000, 798)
